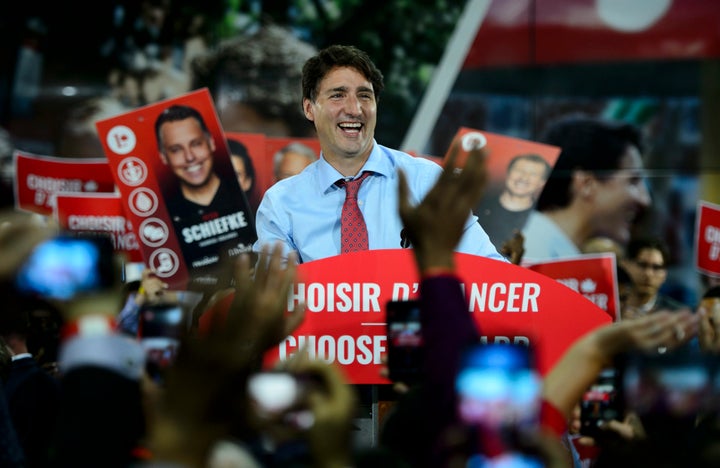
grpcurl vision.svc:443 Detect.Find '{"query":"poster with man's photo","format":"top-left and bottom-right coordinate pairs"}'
top-left (95, 88), bottom-right (256, 290)
top-left (443, 127), bottom-right (561, 250)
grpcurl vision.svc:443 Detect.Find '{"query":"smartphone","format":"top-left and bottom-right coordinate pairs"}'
top-left (580, 368), bottom-right (623, 439)
top-left (15, 233), bottom-right (116, 301)
top-left (385, 299), bottom-right (425, 384)
top-left (138, 302), bottom-right (190, 382)
top-left (456, 343), bottom-right (542, 431)
top-left (622, 350), bottom-right (720, 419)
top-left (456, 343), bottom-right (543, 465)
top-left (248, 371), bottom-right (308, 415)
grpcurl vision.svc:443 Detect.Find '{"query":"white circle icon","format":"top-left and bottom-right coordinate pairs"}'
top-left (106, 125), bottom-right (137, 155)
top-left (139, 218), bottom-right (169, 247)
top-left (128, 188), bottom-right (158, 217)
top-left (149, 248), bottom-right (180, 278)
top-left (461, 132), bottom-right (487, 152)
top-left (597, 0), bottom-right (671, 32)
top-left (118, 157), bottom-right (148, 186)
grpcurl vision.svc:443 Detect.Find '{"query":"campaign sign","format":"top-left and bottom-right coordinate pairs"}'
top-left (696, 200), bottom-right (720, 276)
top-left (443, 128), bottom-right (561, 249)
top-left (95, 88), bottom-right (257, 289)
top-left (54, 192), bottom-right (143, 263)
top-left (255, 249), bottom-right (611, 384)
top-left (523, 253), bottom-right (619, 321)
top-left (13, 151), bottom-right (115, 216)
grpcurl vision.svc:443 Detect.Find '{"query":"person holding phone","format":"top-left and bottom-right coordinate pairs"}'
top-left (380, 142), bottom-right (571, 467)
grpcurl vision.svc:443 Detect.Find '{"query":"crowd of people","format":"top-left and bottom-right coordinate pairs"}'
top-left (0, 34), bottom-right (719, 468)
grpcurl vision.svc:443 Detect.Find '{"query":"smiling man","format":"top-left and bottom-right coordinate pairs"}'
top-left (475, 153), bottom-right (551, 249)
top-left (155, 104), bottom-right (255, 287)
top-left (253, 45), bottom-right (505, 264)
top-left (522, 115), bottom-right (652, 261)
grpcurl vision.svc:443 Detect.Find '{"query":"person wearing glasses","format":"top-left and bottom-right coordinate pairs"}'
top-left (621, 236), bottom-right (686, 318)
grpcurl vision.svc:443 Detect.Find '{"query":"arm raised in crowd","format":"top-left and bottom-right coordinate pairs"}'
top-left (149, 243), bottom-right (306, 466)
top-left (542, 309), bottom-right (698, 420)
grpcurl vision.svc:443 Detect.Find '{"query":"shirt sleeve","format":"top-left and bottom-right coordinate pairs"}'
top-left (457, 214), bottom-right (509, 262)
top-left (253, 190), bottom-right (298, 261)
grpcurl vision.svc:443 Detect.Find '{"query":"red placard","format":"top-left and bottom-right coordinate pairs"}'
top-left (696, 200), bottom-right (720, 276)
top-left (13, 151), bottom-right (115, 216)
top-left (95, 88), bottom-right (256, 289)
top-left (54, 192), bottom-right (143, 263)
top-left (523, 253), bottom-right (620, 321)
top-left (443, 128), bottom-right (560, 247)
top-left (443, 127), bottom-right (560, 181)
top-left (259, 249), bottom-right (611, 384)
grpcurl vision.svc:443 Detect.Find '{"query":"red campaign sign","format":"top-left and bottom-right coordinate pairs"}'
top-left (95, 88), bottom-right (256, 289)
top-left (523, 254), bottom-right (620, 322)
top-left (464, 0), bottom-right (720, 69)
top-left (262, 249), bottom-right (611, 384)
top-left (695, 201), bottom-right (720, 276)
top-left (13, 151), bottom-right (115, 216)
top-left (54, 193), bottom-right (143, 263)
top-left (443, 128), bottom-right (560, 248)
top-left (443, 127), bottom-right (560, 178)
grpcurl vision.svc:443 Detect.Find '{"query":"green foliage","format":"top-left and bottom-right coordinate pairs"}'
top-left (218, 0), bottom-right (467, 147)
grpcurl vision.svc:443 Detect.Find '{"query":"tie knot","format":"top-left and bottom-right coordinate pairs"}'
top-left (339, 171), bottom-right (371, 199)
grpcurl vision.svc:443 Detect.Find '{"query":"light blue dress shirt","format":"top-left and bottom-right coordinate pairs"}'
top-left (253, 141), bottom-right (506, 264)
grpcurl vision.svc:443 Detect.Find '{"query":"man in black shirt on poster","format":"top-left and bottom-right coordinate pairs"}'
top-left (475, 153), bottom-right (551, 249)
top-left (155, 104), bottom-right (255, 288)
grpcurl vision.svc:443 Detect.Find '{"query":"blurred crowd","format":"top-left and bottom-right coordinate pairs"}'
top-left (2, 142), bottom-right (720, 468)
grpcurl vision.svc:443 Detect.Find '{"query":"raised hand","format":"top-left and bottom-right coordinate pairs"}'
top-left (398, 142), bottom-right (489, 272)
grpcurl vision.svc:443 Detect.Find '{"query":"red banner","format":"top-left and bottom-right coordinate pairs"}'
top-left (261, 249), bottom-right (611, 384)
top-left (696, 201), bottom-right (720, 276)
top-left (464, 0), bottom-right (720, 69)
top-left (13, 151), bottom-right (115, 216)
top-left (524, 254), bottom-right (620, 321)
top-left (54, 193), bottom-right (143, 263)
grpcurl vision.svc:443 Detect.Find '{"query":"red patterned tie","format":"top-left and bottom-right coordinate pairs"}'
top-left (338, 171), bottom-right (371, 253)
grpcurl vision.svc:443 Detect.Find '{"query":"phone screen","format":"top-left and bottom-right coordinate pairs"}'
top-left (456, 343), bottom-right (541, 431)
top-left (385, 299), bottom-right (424, 384)
top-left (138, 302), bottom-right (189, 382)
top-left (248, 371), bottom-right (305, 414)
top-left (622, 350), bottom-right (720, 419)
top-left (580, 368), bottom-right (623, 438)
top-left (15, 233), bottom-right (116, 300)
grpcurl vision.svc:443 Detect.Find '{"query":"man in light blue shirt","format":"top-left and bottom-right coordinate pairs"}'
top-left (253, 44), bottom-right (504, 264)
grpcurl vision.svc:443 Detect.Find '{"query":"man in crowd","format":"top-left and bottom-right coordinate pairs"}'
top-left (273, 141), bottom-right (317, 183)
top-left (621, 236), bottom-right (685, 318)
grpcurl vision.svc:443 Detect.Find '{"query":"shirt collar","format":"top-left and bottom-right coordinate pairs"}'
top-left (316, 140), bottom-right (392, 192)
top-left (11, 353), bottom-right (32, 361)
